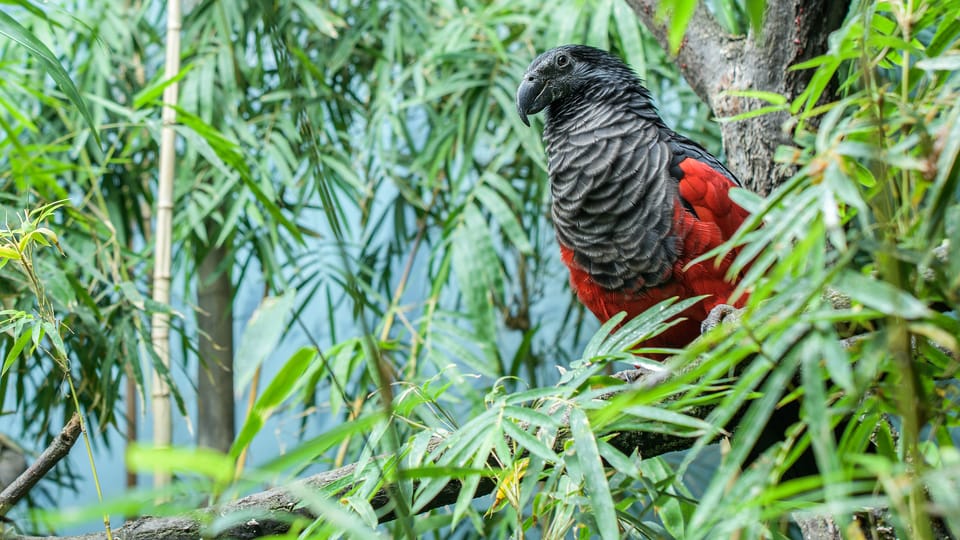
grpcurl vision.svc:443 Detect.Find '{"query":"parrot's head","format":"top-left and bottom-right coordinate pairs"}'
top-left (516, 44), bottom-right (644, 126)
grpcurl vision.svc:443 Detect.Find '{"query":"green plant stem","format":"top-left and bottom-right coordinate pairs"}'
top-left (66, 375), bottom-right (113, 540)
top-left (871, 127), bottom-right (934, 540)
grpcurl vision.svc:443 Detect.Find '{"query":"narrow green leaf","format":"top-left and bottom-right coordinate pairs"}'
top-left (452, 426), bottom-right (497, 524)
top-left (230, 346), bottom-right (317, 459)
top-left (503, 405), bottom-right (561, 429)
top-left (745, 0), bottom-right (766, 34)
top-left (132, 64), bottom-right (195, 109)
top-left (127, 445), bottom-right (233, 484)
top-left (502, 419), bottom-right (559, 463)
top-left (583, 312), bottom-right (627, 360)
top-left (916, 54), bottom-right (960, 71)
top-left (614, 0), bottom-right (647, 80)
top-left (832, 270), bottom-right (930, 319)
top-left (587, 0), bottom-right (613, 51)
top-left (596, 439), bottom-right (641, 479)
top-left (717, 104), bottom-right (786, 123)
top-left (259, 414), bottom-right (383, 476)
top-left (622, 405), bottom-right (712, 434)
top-left (475, 184), bottom-right (533, 255)
top-left (720, 89), bottom-right (787, 105)
top-left (235, 290), bottom-right (298, 392)
top-left (450, 203), bottom-right (504, 352)
top-left (0, 246), bottom-right (20, 260)
top-left (660, 0), bottom-right (697, 54)
top-left (2, 329), bottom-right (33, 376)
top-left (0, 10), bottom-right (101, 148)
top-left (569, 407), bottom-right (619, 540)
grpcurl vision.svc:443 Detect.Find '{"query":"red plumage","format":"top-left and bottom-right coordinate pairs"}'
top-left (561, 158), bottom-right (750, 350)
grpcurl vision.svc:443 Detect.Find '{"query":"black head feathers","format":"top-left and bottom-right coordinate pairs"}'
top-left (516, 45), bottom-right (651, 125)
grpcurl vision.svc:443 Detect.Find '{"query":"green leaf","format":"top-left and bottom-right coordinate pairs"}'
top-left (502, 419), bottom-right (559, 463)
top-left (719, 89), bottom-right (787, 105)
top-left (235, 289), bottom-right (298, 392)
top-left (660, 0), bottom-right (697, 54)
top-left (503, 405), bottom-right (561, 429)
top-left (126, 444), bottom-right (233, 485)
top-left (452, 424), bottom-right (498, 524)
top-left (133, 64), bottom-right (195, 109)
top-left (0, 10), bottom-right (101, 149)
top-left (587, 0), bottom-right (612, 51)
top-left (450, 202), bottom-right (505, 363)
top-left (640, 458), bottom-right (688, 536)
top-left (294, 0), bottom-right (345, 38)
top-left (258, 413), bottom-right (383, 476)
top-left (474, 184), bottom-right (533, 255)
top-left (621, 404), bottom-right (713, 435)
top-left (745, 0), bottom-right (766, 35)
top-left (832, 270), bottom-right (930, 319)
top-left (569, 407), bottom-right (619, 540)
top-left (614, 0), bottom-right (647, 80)
top-left (800, 335), bottom-right (846, 514)
top-left (915, 53), bottom-right (960, 71)
top-left (0, 245), bottom-right (20, 260)
top-left (583, 312), bottom-right (627, 361)
top-left (2, 328), bottom-right (33, 376)
top-left (717, 104), bottom-right (786, 123)
top-left (230, 346), bottom-right (317, 459)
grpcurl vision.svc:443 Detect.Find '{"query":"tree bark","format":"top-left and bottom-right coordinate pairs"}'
top-left (196, 221), bottom-right (236, 453)
top-left (626, 0), bottom-right (851, 195)
top-left (0, 415), bottom-right (79, 516)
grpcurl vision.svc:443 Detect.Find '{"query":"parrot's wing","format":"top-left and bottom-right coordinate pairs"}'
top-left (668, 140), bottom-right (750, 242)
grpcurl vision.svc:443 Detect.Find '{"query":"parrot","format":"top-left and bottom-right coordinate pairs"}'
top-left (516, 44), bottom-right (751, 350)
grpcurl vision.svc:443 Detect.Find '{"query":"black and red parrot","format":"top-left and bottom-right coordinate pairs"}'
top-left (516, 45), bottom-right (751, 350)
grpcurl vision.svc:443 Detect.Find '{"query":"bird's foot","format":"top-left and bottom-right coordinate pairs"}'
top-left (701, 303), bottom-right (743, 335)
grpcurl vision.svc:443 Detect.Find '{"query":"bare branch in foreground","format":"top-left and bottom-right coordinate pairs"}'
top-left (6, 366), bottom-right (712, 540)
top-left (0, 414), bottom-right (82, 516)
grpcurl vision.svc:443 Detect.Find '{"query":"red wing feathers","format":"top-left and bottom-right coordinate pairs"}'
top-left (676, 158), bottom-right (750, 242)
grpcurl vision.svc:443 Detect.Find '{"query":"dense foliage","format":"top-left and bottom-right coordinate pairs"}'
top-left (0, 0), bottom-right (958, 538)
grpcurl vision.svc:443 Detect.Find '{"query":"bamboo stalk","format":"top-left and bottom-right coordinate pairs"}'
top-left (150, 0), bottom-right (182, 488)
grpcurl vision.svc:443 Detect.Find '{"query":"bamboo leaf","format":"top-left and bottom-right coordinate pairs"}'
top-left (230, 346), bottom-right (317, 460)
top-left (235, 290), bottom-right (298, 392)
top-left (2, 328), bottom-right (34, 376)
top-left (0, 10), bottom-right (101, 148)
top-left (659, 0), bottom-right (697, 54)
top-left (475, 184), bottom-right (533, 255)
top-left (569, 407), bottom-right (619, 540)
top-left (502, 419), bottom-right (559, 464)
top-left (613, 0), bottom-right (647, 80)
top-left (832, 270), bottom-right (931, 319)
top-left (745, 0), bottom-right (766, 35)
top-left (127, 445), bottom-right (233, 485)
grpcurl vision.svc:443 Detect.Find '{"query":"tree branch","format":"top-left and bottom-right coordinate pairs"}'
top-left (0, 414), bottom-right (82, 516)
top-left (6, 367), bottom-right (712, 540)
top-left (623, 0), bottom-right (743, 104)
top-left (625, 0), bottom-right (852, 195)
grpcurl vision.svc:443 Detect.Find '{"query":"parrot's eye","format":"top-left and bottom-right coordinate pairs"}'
top-left (555, 54), bottom-right (569, 68)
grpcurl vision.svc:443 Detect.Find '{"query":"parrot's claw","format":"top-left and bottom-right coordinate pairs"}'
top-left (701, 303), bottom-right (742, 335)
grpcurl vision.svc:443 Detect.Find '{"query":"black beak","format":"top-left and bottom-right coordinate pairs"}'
top-left (516, 76), bottom-right (550, 127)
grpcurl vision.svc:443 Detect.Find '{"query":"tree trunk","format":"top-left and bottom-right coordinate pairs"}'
top-left (195, 222), bottom-right (235, 452)
top-left (626, 0), bottom-right (851, 195)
